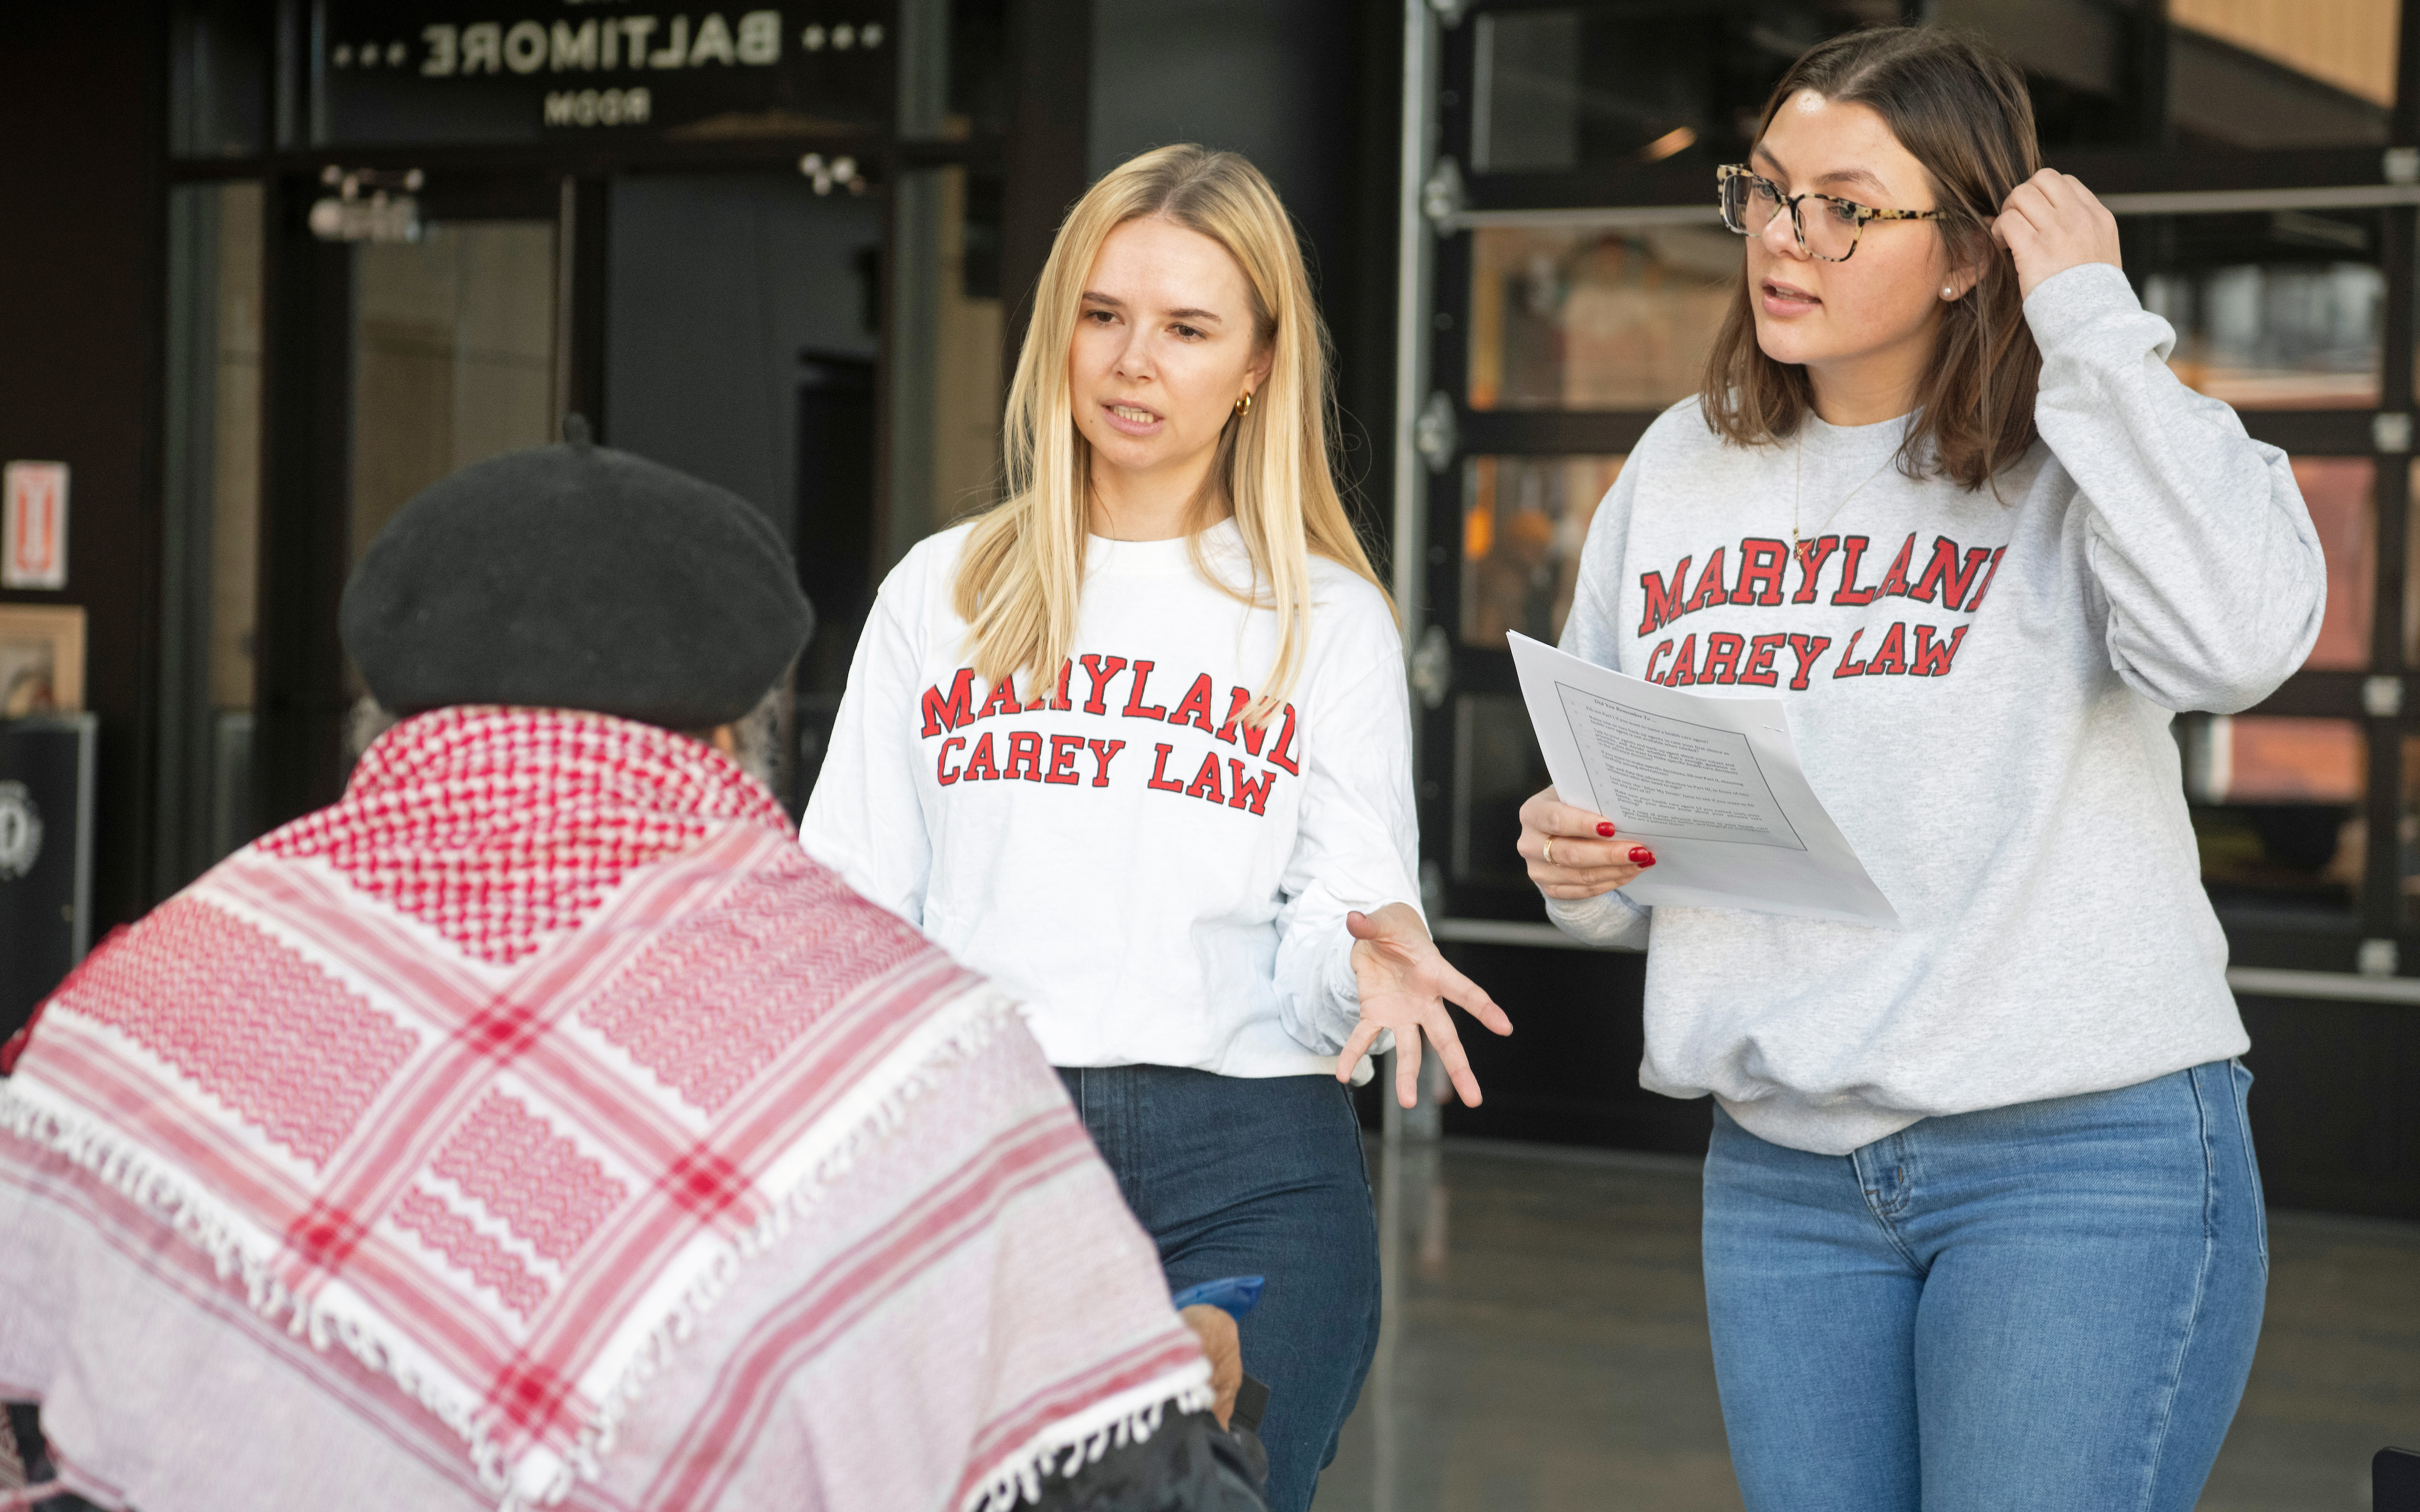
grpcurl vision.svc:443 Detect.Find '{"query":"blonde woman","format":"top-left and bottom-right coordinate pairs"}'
top-left (801, 145), bottom-right (1508, 1511)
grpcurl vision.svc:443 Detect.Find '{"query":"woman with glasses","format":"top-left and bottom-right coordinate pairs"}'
top-left (1519, 26), bottom-right (2319, 1511)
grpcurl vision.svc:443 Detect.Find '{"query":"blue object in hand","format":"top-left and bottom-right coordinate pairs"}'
top-left (1172, 1275), bottom-right (1266, 1319)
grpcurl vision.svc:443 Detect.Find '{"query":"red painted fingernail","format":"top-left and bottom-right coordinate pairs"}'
top-left (1630, 847), bottom-right (1657, 866)
top-left (1597, 822), bottom-right (1616, 837)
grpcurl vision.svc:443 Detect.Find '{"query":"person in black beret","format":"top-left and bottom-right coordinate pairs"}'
top-left (340, 418), bottom-right (813, 774)
top-left (0, 423), bottom-right (1268, 1512)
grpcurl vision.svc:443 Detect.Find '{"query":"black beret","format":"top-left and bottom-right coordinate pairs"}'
top-left (340, 431), bottom-right (813, 728)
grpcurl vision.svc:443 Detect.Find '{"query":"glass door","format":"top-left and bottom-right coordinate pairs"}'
top-left (241, 171), bottom-right (571, 840)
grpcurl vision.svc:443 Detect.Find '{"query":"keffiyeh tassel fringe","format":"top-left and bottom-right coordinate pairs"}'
top-left (963, 1370), bottom-right (1221, 1512)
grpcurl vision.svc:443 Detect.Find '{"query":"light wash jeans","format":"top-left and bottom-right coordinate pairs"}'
top-left (1702, 1060), bottom-right (2267, 1512)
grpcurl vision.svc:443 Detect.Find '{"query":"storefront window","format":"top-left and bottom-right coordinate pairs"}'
top-left (1451, 692), bottom-right (1549, 887)
top-left (351, 223), bottom-right (561, 562)
top-left (2400, 736), bottom-right (2420, 925)
top-left (1463, 0), bottom-right (2399, 183)
top-left (168, 0), bottom-right (267, 158)
top-left (1467, 225), bottom-right (1732, 412)
top-left (2165, 0), bottom-right (2396, 148)
top-left (2183, 714), bottom-right (2365, 915)
top-left (159, 181), bottom-right (265, 886)
top-left (2292, 458), bottom-right (2375, 672)
top-left (1460, 455), bottom-right (1623, 648)
top-left (2139, 215), bottom-right (2385, 410)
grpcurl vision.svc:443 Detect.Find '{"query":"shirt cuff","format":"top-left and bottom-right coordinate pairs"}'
top-left (1544, 889), bottom-right (1651, 950)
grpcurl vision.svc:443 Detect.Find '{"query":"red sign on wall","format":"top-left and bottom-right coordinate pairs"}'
top-left (4, 462), bottom-right (68, 590)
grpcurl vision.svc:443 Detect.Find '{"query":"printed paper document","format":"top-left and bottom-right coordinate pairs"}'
top-left (1508, 633), bottom-right (1897, 927)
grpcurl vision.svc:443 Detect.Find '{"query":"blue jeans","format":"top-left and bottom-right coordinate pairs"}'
top-left (1702, 1060), bottom-right (2267, 1512)
top-left (1060, 1065), bottom-right (1380, 1512)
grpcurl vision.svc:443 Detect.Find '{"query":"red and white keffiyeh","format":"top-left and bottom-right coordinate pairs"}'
top-left (0, 707), bottom-right (1207, 1510)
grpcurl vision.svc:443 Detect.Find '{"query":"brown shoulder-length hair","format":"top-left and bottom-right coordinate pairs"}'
top-left (1703, 26), bottom-right (2042, 491)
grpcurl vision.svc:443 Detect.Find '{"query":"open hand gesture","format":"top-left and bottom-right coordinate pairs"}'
top-left (1338, 902), bottom-right (1513, 1108)
top-left (1993, 168), bottom-right (2122, 301)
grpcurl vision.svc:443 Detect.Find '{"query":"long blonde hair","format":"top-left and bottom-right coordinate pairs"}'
top-left (951, 144), bottom-right (1384, 724)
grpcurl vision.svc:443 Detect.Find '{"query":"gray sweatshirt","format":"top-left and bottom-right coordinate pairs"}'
top-left (1546, 262), bottom-right (2326, 1155)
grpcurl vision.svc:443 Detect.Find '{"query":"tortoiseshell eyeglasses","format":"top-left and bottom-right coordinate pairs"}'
top-left (1717, 164), bottom-right (1950, 263)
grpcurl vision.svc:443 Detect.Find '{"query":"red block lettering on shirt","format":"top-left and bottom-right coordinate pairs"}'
top-left (976, 677), bottom-right (1023, 721)
top-left (1146, 744), bottom-right (1186, 792)
top-left (1832, 628), bottom-right (1869, 678)
top-left (1732, 538), bottom-right (1789, 606)
top-left (921, 669), bottom-right (977, 736)
top-left (963, 732), bottom-right (1003, 780)
top-left (1792, 536), bottom-right (1840, 605)
top-left (1004, 731), bottom-right (1045, 781)
top-left (1045, 733), bottom-right (1085, 784)
top-left (1785, 634), bottom-right (1833, 690)
top-left (1085, 739), bottom-right (1126, 786)
top-left (1831, 537), bottom-right (1880, 606)
top-left (1682, 549), bottom-right (1730, 615)
top-left (1079, 655), bottom-right (1129, 715)
top-left (1963, 547), bottom-right (2010, 613)
top-left (1702, 632), bottom-right (1745, 685)
top-left (1228, 761), bottom-right (1279, 815)
top-left (936, 735), bottom-right (966, 784)
top-left (1865, 621), bottom-right (1910, 676)
top-left (1123, 661), bottom-right (1169, 720)
top-left (1638, 555), bottom-right (1693, 636)
top-left (1739, 633), bottom-right (1786, 687)
top-left (1184, 752), bottom-right (1226, 803)
top-left (1909, 538), bottom-right (1994, 610)
top-left (1215, 686), bottom-right (1269, 754)
top-left (1667, 633), bottom-right (1699, 686)
top-left (1876, 533), bottom-right (1918, 599)
top-left (1266, 704), bottom-right (1301, 776)
top-left (1169, 674), bottom-right (1219, 733)
top-left (1910, 624), bottom-right (1969, 676)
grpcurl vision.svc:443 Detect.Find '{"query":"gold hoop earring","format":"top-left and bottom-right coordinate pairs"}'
top-left (1234, 391), bottom-right (1254, 417)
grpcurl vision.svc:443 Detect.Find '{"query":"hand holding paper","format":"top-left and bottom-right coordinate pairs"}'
top-left (1508, 634), bottom-right (1898, 927)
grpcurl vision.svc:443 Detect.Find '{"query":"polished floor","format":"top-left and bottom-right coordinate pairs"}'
top-left (1312, 1137), bottom-right (2420, 1512)
top-left (4, 1138), bottom-right (2410, 1508)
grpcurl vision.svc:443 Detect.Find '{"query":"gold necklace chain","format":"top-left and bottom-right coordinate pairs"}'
top-left (1793, 429), bottom-right (1901, 553)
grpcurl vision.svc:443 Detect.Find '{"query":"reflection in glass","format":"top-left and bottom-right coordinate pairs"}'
top-left (351, 223), bottom-right (560, 563)
top-left (1468, 226), bottom-right (1735, 412)
top-left (2167, 0), bottom-right (2395, 148)
top-left (169, 0), bottom-right (268, 158)
top-left (1461, 456), bottom-right (1625, 649)
top-left (2402, 738), bottom-right (2420, 922)
top-left (1451, 693), bottom-right (1549, 887)
top-left (1458, 2), bottom-right (2397, 182)
top-left (2181, 714), bottom-right (2363, 913)
top-left (1473, 9), bottom-right (1583, 173)
top-left (2143, 254), bottom-right (2383, 409)
top-left (2292, 458), bottom-right (2373, 671)
top-left (161, 181), bottom-right (265, 884)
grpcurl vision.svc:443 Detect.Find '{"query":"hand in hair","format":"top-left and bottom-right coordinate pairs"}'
top-left (1338, 903), bottom-right (1515, 1109)
top-left (1992, 168), bottom-right (2123, 301)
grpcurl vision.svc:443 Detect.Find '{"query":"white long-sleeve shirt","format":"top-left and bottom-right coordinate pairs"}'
top-left (801, 518), bottom-right (1421, 1077)
top-left (1547, 263), bottom-right (2325, 1155)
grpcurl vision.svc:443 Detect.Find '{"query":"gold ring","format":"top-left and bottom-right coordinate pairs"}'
top-left (1543, 837), bottom-right (1556, 866)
